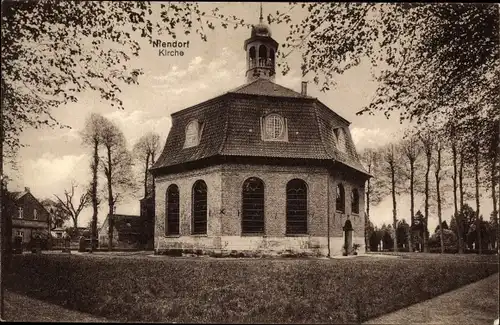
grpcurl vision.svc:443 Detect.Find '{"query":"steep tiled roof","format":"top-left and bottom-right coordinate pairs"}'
top-left (152, 78), bottom-right (370, 177)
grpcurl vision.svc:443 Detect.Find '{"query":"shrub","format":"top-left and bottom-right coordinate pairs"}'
top-left (6, 254), bottom-right (498, 323)
top-left (429, 229), bottom-right (457, 250)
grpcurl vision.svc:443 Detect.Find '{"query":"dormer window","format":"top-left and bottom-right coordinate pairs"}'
top-left (18, 207), bottom-right (23, 219)
top-left (261, 114), bottom-right (288, 141)
top-left (184, 120), bottom-right (203, 148)
top-left (333, 127), bottom-right (347, 152)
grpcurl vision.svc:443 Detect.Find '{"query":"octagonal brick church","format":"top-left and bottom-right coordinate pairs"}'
top-left (150, 16), bottom-right (371, 257)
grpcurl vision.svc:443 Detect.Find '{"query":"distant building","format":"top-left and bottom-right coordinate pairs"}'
top-left (150, 14), bottom-right (371, 257)
top-left (9, 187), bottom-right (50, 247)
top-left (99, 214), bottom-right (144, 250)
top-left (51, 227), bottom-right (66, 239)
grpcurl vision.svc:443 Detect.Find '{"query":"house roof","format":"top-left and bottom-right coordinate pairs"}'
top-left (111, 214), bottom-right (143, 235)
top-left (152, 78), bottom-right (370, 177)
top-left (12, 191), bottom-right (27, 200)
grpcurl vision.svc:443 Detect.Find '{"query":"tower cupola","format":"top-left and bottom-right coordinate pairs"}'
top-left (244, 5), bottom-right (278, 82)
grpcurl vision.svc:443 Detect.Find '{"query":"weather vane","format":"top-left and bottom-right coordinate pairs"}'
top-left (259, 2), bottom-right (263, 23)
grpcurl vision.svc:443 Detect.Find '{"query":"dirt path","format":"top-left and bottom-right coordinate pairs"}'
top-left (364, 273), bottom-right (499, 325)
top-left (4, 290), bottom-right (111, 322)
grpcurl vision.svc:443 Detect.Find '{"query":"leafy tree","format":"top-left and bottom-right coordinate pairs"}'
top-left (396, 219), bottom-right (410, 250)
top-left (99, 116), bottom-right (137, 250)
top-left (81, 113), bottom-right (104, 247)
top-left (467, 219), bottom-right (493, 251)
top-left (359, 148), bottom-right (385, 250)
top-left (433, 140), bottom-right (445, 253)
top-left (133, 132), bottom-right (161, 199)
top-left (1, 1), bottom-right (245, 158)
top-left (400, 133), bottom-right (422, 250)
top-left (368, 226), bottom-right (382, 252)
top-left (434, 220), bottom-right (449, 233)
top-left (379, 143), bottom-right (404, 252)
top-left (382, 225), bottom-right (394, 251)
top-left (450, 204), bottom-right (477, 250)
top-left (429, 229), bottom-right (457, 252)
top-left (418, 131), bottom-right (433, 252)
top-left (270, 3), bottom-right (498, 126)
top-left (412, 210), bottom-right (428, 252)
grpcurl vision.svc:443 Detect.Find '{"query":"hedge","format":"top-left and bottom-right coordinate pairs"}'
top-left (6, 254), bottom-right (499, 323)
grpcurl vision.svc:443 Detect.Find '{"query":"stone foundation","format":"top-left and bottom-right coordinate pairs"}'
top-left (154, 235), bottom-right (365, 257)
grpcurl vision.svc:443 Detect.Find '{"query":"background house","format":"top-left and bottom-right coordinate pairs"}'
top-left (7, 187), bottom-right (50, 248)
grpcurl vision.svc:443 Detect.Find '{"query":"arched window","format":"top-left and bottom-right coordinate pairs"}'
top-left (269, 49), bottom-right (275, 66)
top-left (192, 180), bottom-right (208, 235)
top-left (286, 179), bottom-right (308, 234)
top-left (351, 188), bottom-right (360, 215)
top-left (249, 46), bottom-right (256, 63)
top-left (242, 177), bottom-right (265, 234)
top-left (166, 184), bottom-right (180, 235)
top-left (259, 45), bottom-right (267, 65)
top-left (336, 184), bottom-right (345, 213)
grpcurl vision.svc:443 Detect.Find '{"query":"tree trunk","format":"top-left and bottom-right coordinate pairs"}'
top-left (0, 78), bottom-right (5, 319)
top-left (90, 139), bottom-right (99, 253)
top-left (435, 146), bottom-right (444, 254)
top-left (151, 151), bottom-right (156, 199)
top-left (452, 141), bottom-right (458, 218)
top-left (366, 178), bottom-right (371, 252)
top-left (423, 152), bottom-right (431, 253)
top-left (409, 161), bottom-right (414, 252)
top-left (452, 140), bottom-right (462, 253)
top-left (490, 122), bottom-right (499, 251)
top-left (144, 153), bottom-right (150, 198)
top-left (474, 144), bottom-right (481, 254)
top-left (107, 146), bottom-right (114, 251)
top-left (391, 163), bottom-right (398, 253)
top-left (458, 149), bottom-right (465, 254)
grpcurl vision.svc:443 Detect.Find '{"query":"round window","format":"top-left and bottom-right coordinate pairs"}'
top-left (265, 114), bottom-right (284, 139)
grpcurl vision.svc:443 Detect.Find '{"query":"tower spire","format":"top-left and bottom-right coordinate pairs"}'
top-left (259, 2), bottom-right (263, 23)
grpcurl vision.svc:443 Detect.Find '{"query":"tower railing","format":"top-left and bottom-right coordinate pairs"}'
top-left (249, 58), bottom-right (274, 69)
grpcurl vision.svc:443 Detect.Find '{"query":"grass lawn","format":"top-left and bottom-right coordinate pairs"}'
top-left (5, 253), bottom-right (499, 323)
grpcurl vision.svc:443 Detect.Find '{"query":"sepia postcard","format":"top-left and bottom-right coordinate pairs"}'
top-left (0, 1), bottom-right (499, 324)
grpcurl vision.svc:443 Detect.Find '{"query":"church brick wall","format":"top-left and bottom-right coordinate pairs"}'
top-left (154, 163), bottom-right (366, 256)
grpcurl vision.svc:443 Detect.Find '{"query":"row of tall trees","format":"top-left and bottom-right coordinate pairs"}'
top-left (80, 113), bottom-right (160, 250)
top-left (271, 2), bottom-right (499, 254)
top-left (360, 119), bottom-right (499, 254)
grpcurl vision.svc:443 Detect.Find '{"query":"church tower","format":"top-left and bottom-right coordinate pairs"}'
top-left (244, 5), bottom-right (278, 82)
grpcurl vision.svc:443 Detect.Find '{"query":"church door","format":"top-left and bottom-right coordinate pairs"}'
top-left (343, 219), bottom-right (353, 255)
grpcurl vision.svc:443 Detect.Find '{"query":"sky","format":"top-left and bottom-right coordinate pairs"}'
top-left (6, 2), bottom-right (495, 232)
